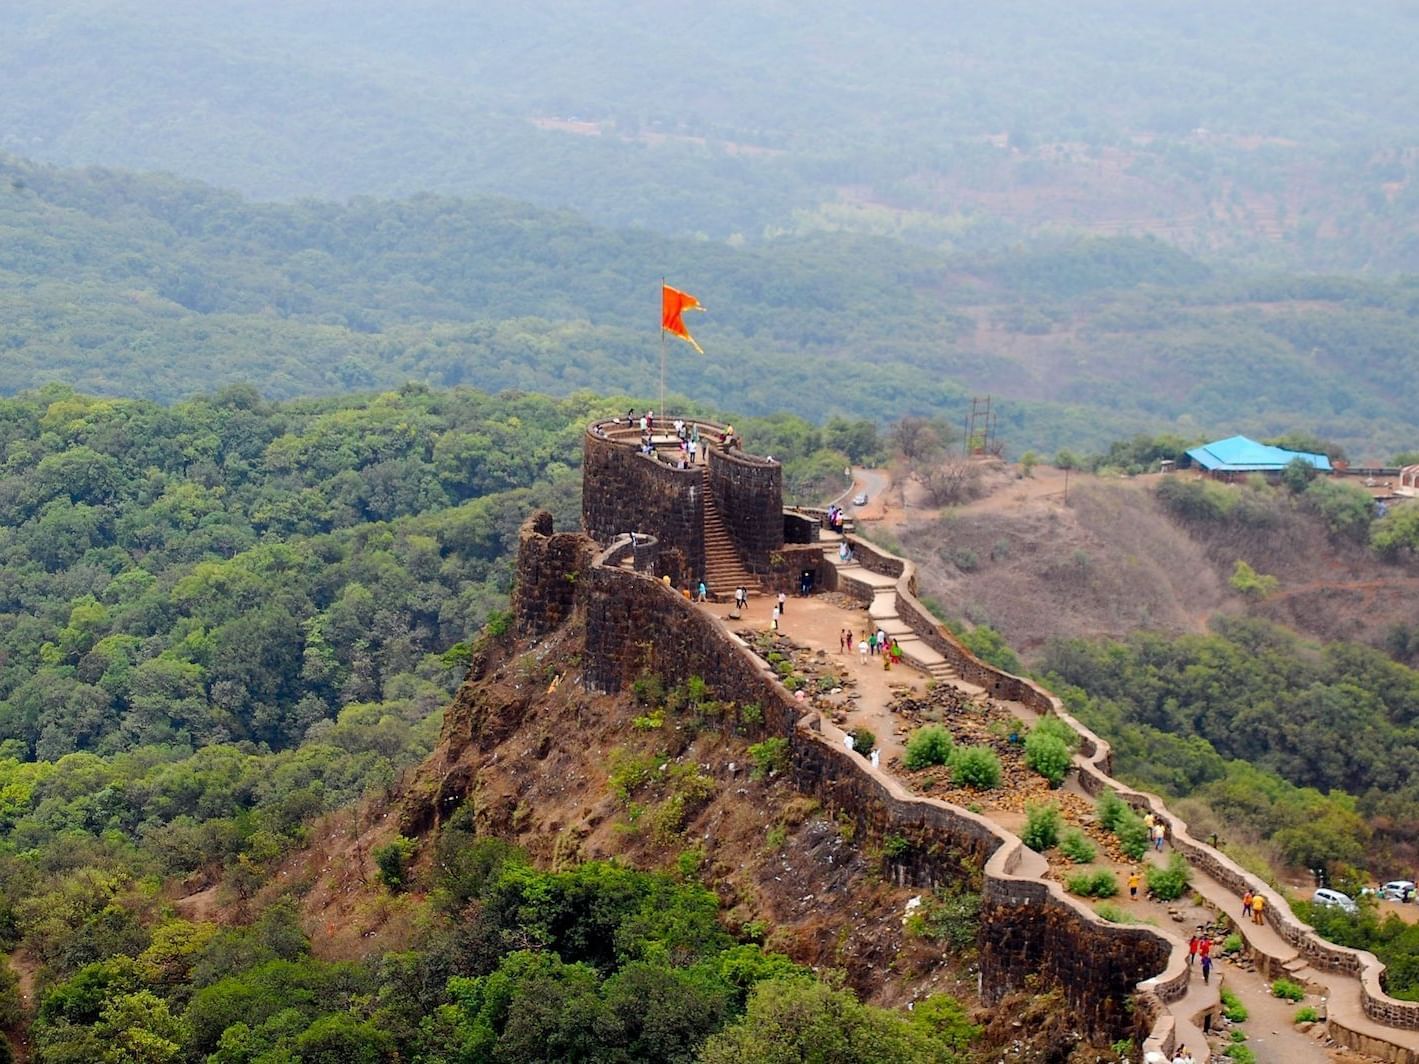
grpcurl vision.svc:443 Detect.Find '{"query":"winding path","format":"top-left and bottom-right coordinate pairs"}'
top-left (710, 512), bottom-right (1419, 1062)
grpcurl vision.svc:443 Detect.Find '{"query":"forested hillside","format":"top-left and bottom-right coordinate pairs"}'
top-left (0, 388), bottom-right (992, 1061)
top-left (4, 2), bottom-right (1418, 269)
top-left (4, 158), bottom-right (1419, 457)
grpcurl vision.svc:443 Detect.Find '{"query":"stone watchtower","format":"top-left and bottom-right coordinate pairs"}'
top-left (581, 417), bottom-right (822, 597)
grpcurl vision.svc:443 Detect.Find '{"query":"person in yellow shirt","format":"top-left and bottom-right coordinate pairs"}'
top-left (1251, 892), bottom-right (1266, 925)
top-left (1128, 869), bottom-right (1142, 899)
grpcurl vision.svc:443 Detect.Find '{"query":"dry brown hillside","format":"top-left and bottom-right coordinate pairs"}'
top-left (884, 465), bottom-right (1419, 660)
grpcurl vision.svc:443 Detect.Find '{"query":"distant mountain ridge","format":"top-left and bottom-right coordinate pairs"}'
top-left (2, 154), bottom-right (1418, 456)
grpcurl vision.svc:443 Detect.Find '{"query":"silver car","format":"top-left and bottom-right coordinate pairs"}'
top-left (1379, 880), bottom-right (1416, 902)
top-left (1313, 888), bottom-right (1357, 913)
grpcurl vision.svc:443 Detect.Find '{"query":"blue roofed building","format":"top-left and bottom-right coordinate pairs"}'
top-left (1182, 435), bottom-right (1332, 480)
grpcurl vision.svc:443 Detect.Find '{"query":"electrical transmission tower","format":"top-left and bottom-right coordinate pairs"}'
top-left (963, 396), bottom-right (1002, 457)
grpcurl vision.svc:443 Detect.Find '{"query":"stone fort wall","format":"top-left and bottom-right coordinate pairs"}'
top-left (582, 425), bottom-right (704, 587)
top-left (516, 511), bottom-right (1184, 1047)
top-left (513, 461), bottom-right (1419, 1058)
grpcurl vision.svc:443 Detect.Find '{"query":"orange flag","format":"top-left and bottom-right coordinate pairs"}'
top-left (661, 284), bottom-right (706, 354)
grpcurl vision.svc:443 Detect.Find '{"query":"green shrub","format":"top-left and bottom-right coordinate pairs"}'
top-left (1021, 802), bottom-right (1062, 851)
top-left (748, 738), bottom-right (790, 779)
top-left (1220, 987), bottom-right (1248, 1023)
top-left (373, 835), bottom-right (416, 891)
top-left (1032, 715), bottom-right (1079, 749)
top-left (1065, 870), bottom-right (1119, 898)
top-left (1094, 902), bottom-right (1131, 923)
top-left (1271, 978), bottom-right (1305, 1002)
top-left (608, 748), bottom-right (659, 801)
top-left (904, 888), bottom-right (982, 951)
top-left (1114, 808), bottom-right (1150, 860)
top-left (851, 727), bottom-right (877, 757)
top-left (631, 673), bottom-right (665, 706)
top-left (882, 834), bottom-right (911, 858)
top-left (1096, 790), bottom-right (1128, 832)
top-left (1024, 730), bottom-right (1072, 786)
top-left (1222, 933), bottom-right (1244, 954)
top-left (1294, 1005), bottom-right (1319, 1023)
top-left (1058, 828), bottom-right (1097, 864)
top-left (1230, 559), bottom-right (1279, 600)
top-left (904, 725), bottom-right (953, 770)
top-left (1145, 853), bottom-right (1192, 901)
top-left (951, 746), bottom-right (1002, 789)
top-left (1224, 1045), bottom-right (1256, 1064)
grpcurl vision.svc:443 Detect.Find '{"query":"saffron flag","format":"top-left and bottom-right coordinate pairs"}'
top-left (661, 284), bottom-right (706, 354)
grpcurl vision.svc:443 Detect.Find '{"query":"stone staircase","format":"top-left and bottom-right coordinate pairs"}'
top-left (820, 534), bottom-right (978, 697)
top-left (701, 470), bottom-right (759, 601)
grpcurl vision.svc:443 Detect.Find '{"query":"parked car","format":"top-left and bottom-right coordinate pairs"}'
top-left (1379, 880), bottom-right (1416, 902)
top-left (1313, 887), bottom-right (1358, 913)
top-left (851, 492), bottom-right (868, 506)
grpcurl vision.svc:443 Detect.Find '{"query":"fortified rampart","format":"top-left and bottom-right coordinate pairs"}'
top-left (506, 425), bottom-right (1419, 1062)
top-left (582, 422), bottom-right (705, 587)
top-left (581, 418), bottom-right (823, 595)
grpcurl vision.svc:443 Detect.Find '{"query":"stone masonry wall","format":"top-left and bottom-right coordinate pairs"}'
top-left (838, 531), bottom-right (1419, 1046)
top-left (707, 447), bottom-right (784, 573)
top-left (512, 512), bottom-right (599, 638)
top-left (511, 481), bottom-right (1419, 1056)
top-left (582, 428), bottom-right (704, 587)
top-left (512, 513), bottom-right (1189, 1045)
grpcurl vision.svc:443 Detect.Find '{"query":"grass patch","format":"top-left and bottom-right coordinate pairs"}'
top-left (1220, 987), bottom-right (1248, 1023)
top-left (1271, 978), bottom-right (1306, 1002)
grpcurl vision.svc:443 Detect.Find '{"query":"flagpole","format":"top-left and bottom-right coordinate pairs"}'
top-left (659, 277), bottom-right (666, 417)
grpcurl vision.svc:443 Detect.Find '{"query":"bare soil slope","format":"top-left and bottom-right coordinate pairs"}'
top-left (886, 467), bottom-right (1419, 660)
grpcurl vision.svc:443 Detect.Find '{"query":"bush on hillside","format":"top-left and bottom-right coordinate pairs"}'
top-left (904, 726), bottom-right (954, 770)
top-left (1021, 802), bottom-right (1062, 851)
top-left (951, 746), bottom-right (1003, 790)
top-left (1024, 730), bottom-right (1072, 787)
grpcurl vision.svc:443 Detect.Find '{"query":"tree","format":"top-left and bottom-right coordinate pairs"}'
top-left (1281, 456), bottom-right (1319, 493)
top-left (1372, 503), bottom-right (1419, 558)
top-left (919, 461), bottom-right (983, 506)
top-left (698, 978), bottom-right (966, 1064)
top-left (888, 417), bottom-right (950, 466)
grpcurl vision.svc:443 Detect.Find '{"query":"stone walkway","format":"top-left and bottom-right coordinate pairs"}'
top-left (695, 530), bottom-right (1412, 1061)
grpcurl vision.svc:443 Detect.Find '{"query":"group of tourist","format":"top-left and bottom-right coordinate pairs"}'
top-left (1143, 810), bottom-right (1167, 852)
top-left (1185, 929), bottom-right (1217, 984)
top-left (839, 628), bottom-right (901, 667)
top-left (825, 504), bottom-right (846, 534)
top-left (1170, 1045), bottom-right (1197, 1064)
top-left (1240, 888), bottom-right (1266, 925)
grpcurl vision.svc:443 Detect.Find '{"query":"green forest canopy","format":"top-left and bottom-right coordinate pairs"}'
top-left (3, 2), bottom-right (1418, 269)
top-left (4, 158), bottom-right (1419, 458)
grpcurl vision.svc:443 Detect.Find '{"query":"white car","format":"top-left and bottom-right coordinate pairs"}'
top-left (1379, 880), bottom-right (1416, 902)
top-left (851, 493), bottom-right (868, 506)
top-left (1312, 888), bottom-right (1357, 913)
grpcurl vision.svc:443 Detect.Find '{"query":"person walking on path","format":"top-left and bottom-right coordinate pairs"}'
top-left (1251, 892), bottom-right (1266, 925)
top-left (777, 590), bottom-right (787, 615)
top-left (1128, 869), bottom-right (1142, 899)
top-left (858, 638), bottom-right (869, 665)
top-left (1199, 940), bottom-right (1214, 985)
top-left (1241, 889), bottom-right (1253, 919)
top-left (1187, 933), bottom-right (1199, 968)
top-left (1151, 821), bottom-right (1166, 852)
top-left (696, 580), bottom-right (708, 603)
top-left (735, 586), bottom-right (747, 611)
top-left (771, 604), bottom-right (780, 632)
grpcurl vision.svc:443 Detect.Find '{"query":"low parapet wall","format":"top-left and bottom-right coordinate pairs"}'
top-left (842, 531), bottom-right (1419, 1049)
top-left (518, 512), bottom-right (1190, 1047)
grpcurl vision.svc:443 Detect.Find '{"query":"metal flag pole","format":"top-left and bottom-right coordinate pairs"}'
top-left (659, 277), bottom-right (666, 418)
